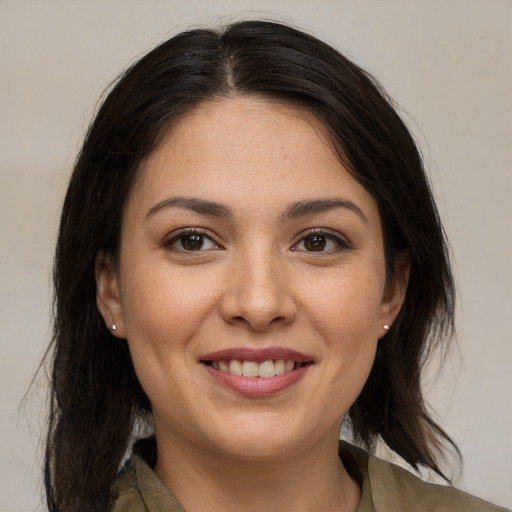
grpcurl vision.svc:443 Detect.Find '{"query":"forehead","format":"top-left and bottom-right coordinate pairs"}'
top-left (149, 96), bottom-right (338, 173)
top-left (126, 96), bottom-right (380, 227)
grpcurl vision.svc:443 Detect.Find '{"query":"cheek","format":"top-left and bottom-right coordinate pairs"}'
top-left (119, 262), bottom-right (221, 356)
top-left (301, 267), bottom-right (383, 398)
top-left (302, 266), bottom-right (384, 338)
top-left (118, 262), bottom-right (224, 402)
top-left (118, 266), bottom-right (218, 411)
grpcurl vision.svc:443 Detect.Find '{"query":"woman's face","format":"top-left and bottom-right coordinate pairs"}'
top-left (97, 97), bottom-right (406, 461)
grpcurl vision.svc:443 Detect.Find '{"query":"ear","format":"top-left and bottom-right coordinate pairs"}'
top-left (379, 251), bottom-right (410, 339)
top-left (95, 251), bottom-right (126, 338)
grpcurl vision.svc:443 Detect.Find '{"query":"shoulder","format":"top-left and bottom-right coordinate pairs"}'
top-left (110, 452), bottom-right (185, 512)
top-left (367, 451), bottom-right (510, 512)
top-left (339, 441), bottom-right (509, 512)
top-left (110, 455), bottom-right (147, 511)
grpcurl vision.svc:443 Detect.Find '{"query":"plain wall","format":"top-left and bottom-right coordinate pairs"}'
top-left (1, 1), bottom-right (511, 510)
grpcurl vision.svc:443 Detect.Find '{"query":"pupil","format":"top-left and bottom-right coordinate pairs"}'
top-left (305, 235), bottom-right (326, 251)
top-left (182, 234), bottom-right (203, 250)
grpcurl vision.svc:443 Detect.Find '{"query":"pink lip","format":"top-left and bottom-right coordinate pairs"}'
top-left (199, 347), bottom-right (314, 397)
top-left (199, 347), bottom-right (311, 363)
top-left (203, 363), bottom-right (311, 397)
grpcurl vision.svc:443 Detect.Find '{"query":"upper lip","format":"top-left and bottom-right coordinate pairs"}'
top-left (199, 347), bottom-right (313, 364)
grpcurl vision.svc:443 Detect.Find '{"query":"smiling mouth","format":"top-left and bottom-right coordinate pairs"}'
top-left (202, 359), bottom-right (313, 378)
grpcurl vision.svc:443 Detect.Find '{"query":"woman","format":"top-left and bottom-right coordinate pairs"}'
top-left (44, 20), bottom-right (508, 511)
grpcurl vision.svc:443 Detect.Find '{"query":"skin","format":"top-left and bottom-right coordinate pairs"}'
top-left (96, 97), bottom-right (408, 511)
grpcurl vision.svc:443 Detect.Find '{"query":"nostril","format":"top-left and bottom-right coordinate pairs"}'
top-left (219, 291), bottom-right (297, 331)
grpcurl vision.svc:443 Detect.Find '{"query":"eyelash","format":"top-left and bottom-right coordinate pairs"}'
top-left (162, 228), bottom-right (350, 253)
top-left (291, 228), bottom-right (350, 253)
top-left (163, 228), bottom-right (221, 252)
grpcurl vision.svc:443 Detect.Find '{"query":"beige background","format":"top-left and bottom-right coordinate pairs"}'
top-left (1, 1), bottom-right (511, 510)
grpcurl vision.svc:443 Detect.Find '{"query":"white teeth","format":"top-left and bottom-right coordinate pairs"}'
top-left (212, 359), bottom-right (302, 377)
top-left (274, 359), bottom-right (285, 375)
top-left (242, 360), bottom-right (259, 377)
top-left (228, 359), bottom-right (243, 376)
top-left (258, 360), bottom-right (275, 378)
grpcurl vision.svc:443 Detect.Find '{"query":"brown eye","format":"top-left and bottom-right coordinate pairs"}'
top-left (165, 231), bottom-right (218, 252)
top-left (304, 234), bottom-right (327, 251)
top-left (293, 231), bottom-right (347, 253)
top-left (181, 234), bottom-right (204, 251)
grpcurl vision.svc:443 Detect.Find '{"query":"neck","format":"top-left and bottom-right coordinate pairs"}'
top-left (153, 426), bottom-right (361, 512)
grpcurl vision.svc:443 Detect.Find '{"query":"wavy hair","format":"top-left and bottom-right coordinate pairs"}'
top-left (45, 20), bottom-right (456, 511)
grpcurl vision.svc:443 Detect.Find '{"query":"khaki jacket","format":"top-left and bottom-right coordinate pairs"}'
top-left (110, 442), bottom-right (509, 511)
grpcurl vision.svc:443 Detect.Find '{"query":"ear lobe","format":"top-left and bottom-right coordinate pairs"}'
top-left (379, 252), bottom-right (410, 337)
top-left (95, 251), bottom-right (126, 338)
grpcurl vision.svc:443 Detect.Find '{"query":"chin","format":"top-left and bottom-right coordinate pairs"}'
top-left (196, 412), bottom-right (329, 462)
top-left (211, 434), bottom-right (303, 462)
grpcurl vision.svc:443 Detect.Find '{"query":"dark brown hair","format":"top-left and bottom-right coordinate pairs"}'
top-left (45, 20), bottom-right (456, 511)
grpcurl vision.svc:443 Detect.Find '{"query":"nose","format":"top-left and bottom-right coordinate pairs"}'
top-left (219, 249), bottom-right (297, 331)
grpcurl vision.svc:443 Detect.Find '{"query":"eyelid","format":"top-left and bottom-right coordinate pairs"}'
top-left (162, 227), bottom-right (223, 251)
top-left (291, 227), bottom-right (352, 252)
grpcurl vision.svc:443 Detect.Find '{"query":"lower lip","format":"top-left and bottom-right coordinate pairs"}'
top-left (203, 364), bottom-right (311, 396)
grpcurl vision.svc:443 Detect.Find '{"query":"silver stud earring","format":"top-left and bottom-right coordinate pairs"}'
top-left (383, 324), bottom-right (390, 331)
top-left (110, 324), bottom-right (117, 331)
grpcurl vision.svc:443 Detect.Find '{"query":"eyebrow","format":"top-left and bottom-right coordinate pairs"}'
top-left (281, 198), bottom-right (368, 223)
top-left (145, 196), bottom-right (232, 220)
top-left (145, 196), bottom-right (368, 223)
